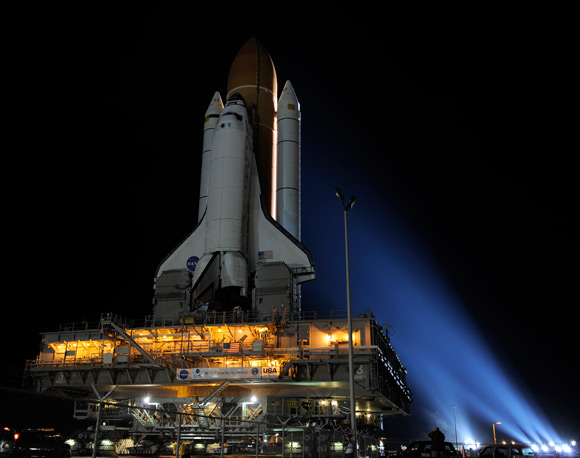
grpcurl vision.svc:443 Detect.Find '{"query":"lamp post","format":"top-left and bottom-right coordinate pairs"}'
top-left (492, 422), bottom-right (502, 444)
top-left (335, 187), bottom-right (357, 447)
top-left (452, 405), bottom-right (458, 450)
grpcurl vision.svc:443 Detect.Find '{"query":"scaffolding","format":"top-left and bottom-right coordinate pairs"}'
top-left (25, 310), bottom-right (412, 456)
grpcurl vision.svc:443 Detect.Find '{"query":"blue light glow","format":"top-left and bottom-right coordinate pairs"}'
top-left (301, 177), bottom-right (563, 445)
top-left (371, 239), bottom-right (562, 443)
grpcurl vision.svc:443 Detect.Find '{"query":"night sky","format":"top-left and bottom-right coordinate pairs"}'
top-left (4, 3), bottom-right (577, 445)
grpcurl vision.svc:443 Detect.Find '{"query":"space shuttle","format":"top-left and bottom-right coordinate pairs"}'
top-left (153, 39), bottom-right (315, 319)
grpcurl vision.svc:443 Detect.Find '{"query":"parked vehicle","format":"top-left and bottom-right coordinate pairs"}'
top-left (12, 429), bottom-right (70, 458)
top-left (478, 444), bottom-right (535, 458)
top-left (401, 441), bottom-right (458, 458)
top-left (1, 428), bottom-right (19, 457)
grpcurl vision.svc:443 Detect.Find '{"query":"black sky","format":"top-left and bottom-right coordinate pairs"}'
top-left (4, 3), bottom-right (577, 440)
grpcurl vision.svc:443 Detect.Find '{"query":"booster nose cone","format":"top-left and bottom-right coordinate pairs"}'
top-left (226, 38), bottom-right (278, 217)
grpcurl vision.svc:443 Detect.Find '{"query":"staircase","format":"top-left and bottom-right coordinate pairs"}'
top-left (199, 380), bottom-right (230, 405)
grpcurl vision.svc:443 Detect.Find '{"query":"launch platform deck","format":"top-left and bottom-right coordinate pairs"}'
top-left (26, 310), bottom-right (411, 449)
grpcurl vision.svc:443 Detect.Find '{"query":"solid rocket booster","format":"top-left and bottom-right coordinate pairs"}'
top-left (198, 91), bottom-right (223, 223)
top-left (153, 39), bottom-right (314, 318)
top-left (276, 81), bottom-right (301, 239)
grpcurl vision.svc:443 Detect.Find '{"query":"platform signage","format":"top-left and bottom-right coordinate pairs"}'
top-left (261, 366), bottom-right (279, 377)
top-left (176, 366), bottom-right (279, 381)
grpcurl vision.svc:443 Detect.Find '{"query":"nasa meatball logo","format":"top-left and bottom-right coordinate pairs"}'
top-left (186, 256), bottom-right (200, 272)
top-left (179, 370), bottom-right (189, 380)
top-left (251, 367), bottom-right (259, 376)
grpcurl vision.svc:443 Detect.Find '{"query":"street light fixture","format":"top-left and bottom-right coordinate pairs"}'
top-left (335, 187), bottom-right (357, 447)
top-left (492, 422), bottom-right (502, 444)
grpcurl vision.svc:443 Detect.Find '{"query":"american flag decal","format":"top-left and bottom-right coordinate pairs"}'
top-left (223, 342), bottom-right (240, 353)
top-left (258, 250), bottom-right (273, 260)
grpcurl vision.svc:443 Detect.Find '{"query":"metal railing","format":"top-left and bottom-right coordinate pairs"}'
top-left (101, 309), bottom-right (376, 329)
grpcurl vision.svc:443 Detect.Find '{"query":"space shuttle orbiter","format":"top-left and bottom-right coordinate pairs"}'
top-left (153, 39), bottom-right (314, 319)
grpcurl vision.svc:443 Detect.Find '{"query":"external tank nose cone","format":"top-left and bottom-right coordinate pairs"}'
top-left (226, 38), bottom-right (278, 106)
